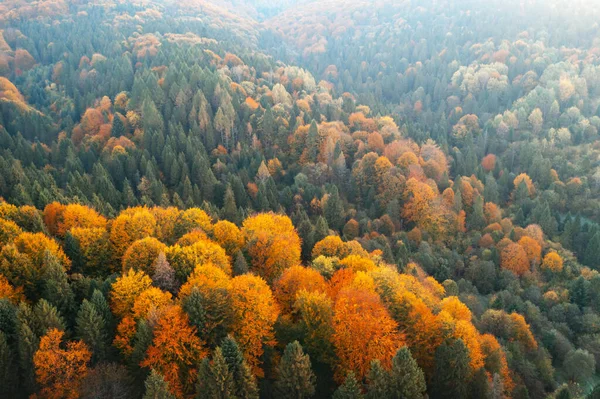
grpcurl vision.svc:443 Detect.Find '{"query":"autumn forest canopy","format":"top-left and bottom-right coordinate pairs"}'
top-left (2, 0), bottom-right (600, 398)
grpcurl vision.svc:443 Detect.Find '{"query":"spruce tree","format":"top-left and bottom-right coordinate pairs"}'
top-left (324, 186), bottom-right (345, 231)
top-left (430, 339), bottom-right (471, 399)
top-left (275, 341), bottom-right (316, 399)
top-left (222, 185), bottom-right (239, 224)
top-left (314, 216), bottom-right (329, 244)
top-left (0, 331), bottom-right (18, 397)
top-left (365, 360), bottom-right (390, 399)
top-left (111, 114), bottom-right (125, 137)
top-left (333, 372), bottom-right (364, 399)
top-left (41, 251), bottom-right (75, 319)
top-left (584, 233), bottom-right (600, 269)
top-left (388, 346), bottom-right (426, 399)
top-left (233, 251), bottom-right (249, 276)
top-left (196, 348), bottom-right (235, 399)
top-left (220, 336), bottom-right (259, 399)
top-left (76, 299), bottom-right (108, 363)
top-left (306, 120), bottom-right (320, 162)
top-left (143, 369), bottom-right (176, 399)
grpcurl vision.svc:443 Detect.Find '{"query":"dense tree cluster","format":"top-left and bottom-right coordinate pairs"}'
top-left (1, 0), bottom-right (600, 397)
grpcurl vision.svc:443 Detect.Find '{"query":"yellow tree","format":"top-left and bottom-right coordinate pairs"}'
top-left (213, 220), bottom-right (245, 257)
top-left (542, 251), bottom-right (563, 272)
top-left (230, 274), bottom-right (280, 376)
top-left (242, 213), bottom-right (301, 283)
top-left (110, 269), bottom-right (152, 318)
top-left (165, 239), bottom-right (231, 280)
top-left (122, 237), bottom-right (167, 275)
top-left (110, 207), bottom-right (157, 258)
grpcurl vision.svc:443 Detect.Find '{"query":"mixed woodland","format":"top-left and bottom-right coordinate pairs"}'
top-left (1, 0), bottom-right (600, 398)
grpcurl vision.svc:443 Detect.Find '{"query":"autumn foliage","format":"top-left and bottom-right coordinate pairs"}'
top-left (34, 329), bottom-right (91, 399)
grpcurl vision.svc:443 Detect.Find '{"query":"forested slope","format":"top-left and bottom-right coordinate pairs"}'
top-left (0, 0), bottom-right (600, 398)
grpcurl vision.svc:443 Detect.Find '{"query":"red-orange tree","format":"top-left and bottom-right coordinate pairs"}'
top-left (273, 265), bottom-right (327, 313)
top-left (500, 242), bottom-right (530, 276)
top-left (34, 328), bottom-right (91, 399)
top-left (141, 305), bottom-right (207, 398)
top-left (332, 287), bottom-right (402, 382)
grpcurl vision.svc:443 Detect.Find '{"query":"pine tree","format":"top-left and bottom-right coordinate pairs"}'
top-left (388, 347), bottom-right (426, 399)
top-left (143, 369), bottom-right (176, 399)
top-left (324, 186), bottom-right (345, 231)
top-left (0, 331), bottom-right (18, 397)
top-left (584, 233), bottom-right (600, 269)
top-left (76, 299), bottom-right (108, 363)
top-left (275, 341), bottom-right (316, 399)
top-left (314, 217), bottom-right (329, 244)
top-left (306, 120), bottom-right (320, 162)
top-left (220, 336), bottom-right (259, 399)
top-left (333, 372), bottom-right (364, 399)
top-left (365, 360), bottom-right (389, 399)
top-left (182, 287), bottom-right (207, 334)
top-left (222, 185), bottom-right (239, 224)
top-left (233, 251), bottom-right (249, 276)
top-left (111, 114), bottom-right (125, 137)
top-left (196, 348), bottom-right (235, 399)
top-left (430, 339), bottom-right (471, 399)
top-left (41, 251), bottom-right (75, 319)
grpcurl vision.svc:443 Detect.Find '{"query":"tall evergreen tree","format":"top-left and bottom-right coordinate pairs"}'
top-left (196, 348), bottom-right (235, 399)
top-left (143, 369), bottom-right (176, 399)
top-left (333, 372), bottom-right (364, 399)
top-left (220, 336), bottom-right (259, 399)
top-left (324, 186), bottom-right (345, 231)
top-left (274, 341), bottom-right (316, 399)
top-left (388, 347), bottom-right (426, 399)
top-left (430, 339), bottom-right (471, 399)
top-left (76, 299), bottom-right (108, 363)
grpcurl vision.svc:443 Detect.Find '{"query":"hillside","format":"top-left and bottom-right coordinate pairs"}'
top-left (0, 0), bottom-right (600, 398)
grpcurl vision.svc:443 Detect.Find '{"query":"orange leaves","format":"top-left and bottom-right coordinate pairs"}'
top-left (34, 329), bottom-right (91, 399)
top-left (43, 203), bottom-right (107, 238)
top-left (513, 173), bottom-right (535, 198)
top-left (312, 236), bottom-right (369, 260)
top-left (245, 97), bottom-right (260, 110)
top-left (518, 236), bottom-right (542, 266)
top-left (230, 274), bottom-right (279, 377)
top-left (500, 242), bottom-right (530, 276)
top-left (312, 236), bottom-right (348, 259)
top-left (132, 287), bottom-right (173, 320)
top-left (338, 255), bottom-right (377, 273)
top-left (242, 213), bottom-right (301, 283)
top-left (141, 305), bottom-right (207, 398)
top-left (481, 154), bottom-right (497, 172)
top-left (332, 287), bottom-right (402, 381)
top-left (509, 313), bottom-right (538, 351)
top-left (542, 251), bottom-right (564, 272)
top-left (402, 178), bottom-right (449, 237)
top-left (0, 274), bottom-right (24, 303)
top-left (274, 265), bottom-right (327, 313)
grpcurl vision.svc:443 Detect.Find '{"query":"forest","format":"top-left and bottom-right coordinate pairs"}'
top-left (1, 0), bottom-right (600, 398)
